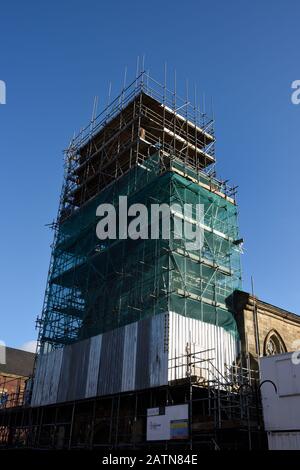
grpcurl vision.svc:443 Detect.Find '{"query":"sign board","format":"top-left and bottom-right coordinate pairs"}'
top-left (147, 407), bottom-right (165, 417)
top-left (170, 419), bottom-right (189, 440)
top-left (146, 404), bottom-right (189, 441)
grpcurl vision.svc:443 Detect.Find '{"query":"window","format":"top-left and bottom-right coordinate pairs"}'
top-left (264, 330), bottom-right (286, 356)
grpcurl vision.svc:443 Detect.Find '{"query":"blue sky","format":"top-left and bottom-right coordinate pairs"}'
top-left (0, 0), bottom-right (299, 349)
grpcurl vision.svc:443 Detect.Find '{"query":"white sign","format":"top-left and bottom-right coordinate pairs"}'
top-left (147, 407), bottom-right (160, 417)
top-left (146, 404), bottom-right (189, 441)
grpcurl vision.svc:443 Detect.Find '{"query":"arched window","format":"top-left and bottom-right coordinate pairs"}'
top-left (264, 330), bottom-right (286, 356)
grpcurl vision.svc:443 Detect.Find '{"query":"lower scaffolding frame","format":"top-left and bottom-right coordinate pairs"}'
top-left (0, 356), bottom-right (267, 450)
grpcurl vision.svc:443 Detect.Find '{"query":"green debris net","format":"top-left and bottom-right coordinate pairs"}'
top-left (40, 154), bottom-right (241, 349)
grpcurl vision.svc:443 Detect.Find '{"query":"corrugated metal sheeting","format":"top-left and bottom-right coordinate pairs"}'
top-left (31, 312), bottom-right (238, 407)
top-left (168, 312), bottom-right (238, 382)
top-left (31, 314), bottom-right (168, 407)
top-left (268, 432), bottom-right (300, 450)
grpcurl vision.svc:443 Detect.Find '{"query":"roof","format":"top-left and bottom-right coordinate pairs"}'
top-left (0, 347), bottom-right (35, 377)
top-left (233, 290), bottom-right (300, 324)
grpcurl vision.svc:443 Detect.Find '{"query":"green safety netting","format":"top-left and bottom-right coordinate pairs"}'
top-left (41, 154), bottom-right (241, 348)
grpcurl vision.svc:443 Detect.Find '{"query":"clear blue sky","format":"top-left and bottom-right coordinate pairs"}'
top-left (0, 0), bottom-right (299, 349)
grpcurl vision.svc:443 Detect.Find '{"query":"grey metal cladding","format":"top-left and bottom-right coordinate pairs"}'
top-left (149, 313), bottom-right (168, 387)
top-left (85, 335), bottom-right (102, 398)
top-left (44, 348), bottom-right (63, 405)
top-left (57, 343), bottom-right (73, 403)
top-left (32, 312), bottom-right (170, 406)
top-left (44, 352), bottom-right (53, 405)
top-left (97, 327), bottom-right (125, 396)
top-left (31, 354), bottom-right (43, 406)
top-left (69, 338), bottom-right (91, 401)
top-left (121, 322), bottom-right (137, 392)
top-left (135, 316), bottom-right (151, 390)
top-left (31, 352), bottom-right (47, 406)
top-left (73, 338), bottom-right (91, 400)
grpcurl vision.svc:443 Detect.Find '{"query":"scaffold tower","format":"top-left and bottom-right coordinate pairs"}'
top-left (37, 72), bottom-right (242, 353)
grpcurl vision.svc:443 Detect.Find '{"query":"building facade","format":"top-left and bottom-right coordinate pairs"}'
top-left (3, 74), bottom-right (300, 450)
top-left (0, 347), bottom-right (35, 409)
top-left (233, 290), bottom-right (300, 369)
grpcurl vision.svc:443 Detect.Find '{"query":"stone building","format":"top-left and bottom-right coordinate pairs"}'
top-left (233, 290), bottom-right (300, 369)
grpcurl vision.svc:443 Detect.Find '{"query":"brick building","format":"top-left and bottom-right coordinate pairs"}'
top-left (0, 347), bottom-right (35, 408)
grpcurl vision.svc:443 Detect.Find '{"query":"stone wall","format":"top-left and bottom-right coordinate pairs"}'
top-left (233, 290), bottom-right (300, 368)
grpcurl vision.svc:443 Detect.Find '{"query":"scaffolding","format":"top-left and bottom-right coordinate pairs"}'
top-left (0, 375), bottom-right (31, 410)
top-left (36, 71), bottom-right (242, 353)
top-left (0, 347), bottom-right (264, 450)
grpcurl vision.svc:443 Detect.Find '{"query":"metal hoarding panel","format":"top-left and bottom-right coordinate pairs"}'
top-left (149, 313), bottom-right (168, 388)
top-left (57, 344), bottom-right (73, 403)
top-left (85, 335), bottom-right (102, 398)
top-left (268, 432), bottom-right (300, 450)
top-left (168, 312), bottom-right (237, 382)
top-left (97, 327), bottom-right (125, 396)
top-left (135, 317), bottom-right (151, 390)
top-left (121, 322), bottom-right (137, 392)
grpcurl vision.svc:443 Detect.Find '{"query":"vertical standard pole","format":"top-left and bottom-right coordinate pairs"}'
top-left (133, 393), bottom-right (138, 448)
top-left (251, 276), bottom-right (261, 357)
top-left (109, 397), bottom-right (114, 445)
top-left (115, 394), bottom-right (121, 447)
top-left (121, 66), bottom-right (127, 109)
top-left (90, 399), bottom-right (96, 449)
top-left (246, 393), bottom-right (252, 450)
top-left (37, 407), bottom-right (44, 448)
top-left (68, 402), bottom-right (75, 450)
top-left (189, 374), bottom-right (193, 450)
top-left (135, 56), bottom-right (140, 92)
top-left (52, 406), bottom-right (58, 449)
